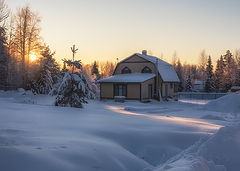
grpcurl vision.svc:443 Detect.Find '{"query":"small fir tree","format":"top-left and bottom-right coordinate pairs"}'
top-left (91, 61), bottom-right (101, 81)
top-left (55, 59), bottom-right (95, 108)
top-left (185, 75), bottom-right (192, 92)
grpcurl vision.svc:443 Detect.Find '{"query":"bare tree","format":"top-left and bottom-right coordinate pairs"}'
top-left (234, 49), bottom-right (240, 66)
top-left (198, 50), bottom-right (208, 81)
top-left (0, 0), bottom-right (9, 26)
top-left (171, 51), bottom-right (178, 68)
top-left (13, 5), bottom-right (41, 88)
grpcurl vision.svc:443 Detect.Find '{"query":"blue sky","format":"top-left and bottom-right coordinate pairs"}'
top-left (7, 0), bottom-right (240, 64)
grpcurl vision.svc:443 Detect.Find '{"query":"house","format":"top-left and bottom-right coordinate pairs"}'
top-left (98, 50), bottom-right (180, 101)
top-left (193, 80), bottom-right (205, 92)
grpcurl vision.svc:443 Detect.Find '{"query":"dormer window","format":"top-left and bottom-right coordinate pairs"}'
top-left (142, 66), bottom-right (152, 73)
top-left (121, 67), bottom-right (131, 74)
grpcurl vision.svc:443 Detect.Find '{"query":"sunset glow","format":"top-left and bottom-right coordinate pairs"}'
top-left (30, 54), bottom-right (37, 61)
top-left (106, 105), bottom-right (222, 131)
top-left (7, 0), bottom-right (240, 64)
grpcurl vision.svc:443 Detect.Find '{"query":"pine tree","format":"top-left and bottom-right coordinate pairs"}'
top-left (31, 46), bottom-right (59, 94)
top-left (185, 75), bottom-right (192, 92)
top-left (91, 61), bottom-right (101, 81)
top-left (55, 59), bottom-right (95, 108)
top-left (205, 56), bottom-right (214, 92)
top-left (223, 50), bottom-right (237, 91)
top-left (214, 56), bottom-right (224, 92)
top-left (0, 26), bottom-right (9, 88)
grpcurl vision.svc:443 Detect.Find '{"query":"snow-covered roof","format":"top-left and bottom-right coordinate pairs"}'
top-left (119, 53), bottom-right (180, 82)
top-left (98, 73), bottom-right (155, 83)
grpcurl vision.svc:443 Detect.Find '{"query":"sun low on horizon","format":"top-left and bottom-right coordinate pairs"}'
top-left (30, 54), bottom-right (37, 61)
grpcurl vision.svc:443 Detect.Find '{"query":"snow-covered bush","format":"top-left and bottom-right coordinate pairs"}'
top-left (55, 60), bottom-right (95, 108)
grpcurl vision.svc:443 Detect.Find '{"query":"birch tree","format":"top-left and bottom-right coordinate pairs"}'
top-left (13, 5), bottom-right (41, 88)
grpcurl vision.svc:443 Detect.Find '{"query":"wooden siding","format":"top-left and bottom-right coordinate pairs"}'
top-left (141, 78), bottom-right (155, 99)
top-left (127, 84), bottom-right (140, 99)
top-left (100, 83), bottom-right (113, 99)
top-left (114, 54), bottom-right (157, 75)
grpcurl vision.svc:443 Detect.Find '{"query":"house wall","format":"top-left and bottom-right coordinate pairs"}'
top-left (114, 55), bottom-right (157, 75)
top-left (161, 82), bottom-right (176, 98)
top-left (100, 83), bottom-right (113, 99)
top-left (127, 84), bottom-right (140, 99)
top-left (141, 78), bottom-right (155, 100)
top-left (100, 83), bottom-right (140, 99)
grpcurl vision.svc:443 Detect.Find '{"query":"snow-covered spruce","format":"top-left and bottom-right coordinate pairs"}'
top-left (31, 46), bottom-right (60, 94)
top-left (185, 75), bottom-right (192, 92)
top-left (55, 60), bottom-right (95, 108)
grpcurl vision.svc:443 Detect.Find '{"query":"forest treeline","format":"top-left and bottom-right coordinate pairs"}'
top-left (171, 50), bottom-right (240, 92)
top-left (0, 0), bottom-right (239, 96)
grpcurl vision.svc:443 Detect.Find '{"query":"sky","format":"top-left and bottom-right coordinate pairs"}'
top-left (7, 0), bottom-right (240, 64)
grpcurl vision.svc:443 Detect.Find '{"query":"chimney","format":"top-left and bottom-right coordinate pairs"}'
top-left (142, 50), bottom-right (147, 55)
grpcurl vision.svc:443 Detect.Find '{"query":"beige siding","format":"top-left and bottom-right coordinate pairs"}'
top-left (127, 84), bottom-right (140, 99)
top-left (141, 78), bottom-right (155, 99)
top-left (100, 83), bottom-right (113, 98)
top-left (114, 55), bottom-right (157, 75)
top-left (125, 55), bottom-right (146, 62)
top-left (162, 82), bottom-right (175, 98)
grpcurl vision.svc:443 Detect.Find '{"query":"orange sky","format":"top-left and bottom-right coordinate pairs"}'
top-left (8, 0), bottom-right (240, 65)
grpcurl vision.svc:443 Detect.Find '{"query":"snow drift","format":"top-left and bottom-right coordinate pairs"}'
top-left (203, 93), bottom-right (240, 113)
top-left (153, 123), bottom-right (240, 171)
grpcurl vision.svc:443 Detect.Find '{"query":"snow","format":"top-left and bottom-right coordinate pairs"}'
top-left (98, 73), bottom-right (156, 83)
top-left (0, 91), bottom-right (239, 171)
top-left (119, 53), bottom-right (180, 82)
top-left (203, 93), bottom-right (240, 113)
top-left (153, 123), bottom-right (240, 171)
top-left (179, 99), bottom-right (210, 105)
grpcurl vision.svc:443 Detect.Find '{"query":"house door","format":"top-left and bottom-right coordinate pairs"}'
top-left (148, 84), bottom-right (152, 99)
top-left (165, 84), bottom-right (168, 98)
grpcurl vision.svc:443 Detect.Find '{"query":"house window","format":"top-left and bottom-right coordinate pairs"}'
top-left (170, 83), bottom-right (173, 89)
top-left (114, 84), bottom-right (127, 96)
top-left (142, 66), bottom-right (152, 73)
top-left (121, 67), bottom-right (131, 74)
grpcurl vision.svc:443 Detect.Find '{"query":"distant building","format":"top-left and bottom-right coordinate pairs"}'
top-left (193, 80), bottom-right (205, 92)
top-left (98, 50), bottom-right (180, 101)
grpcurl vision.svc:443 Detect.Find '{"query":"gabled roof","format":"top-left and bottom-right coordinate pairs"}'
top-left (98, 73), bottom-right (155, 83)
top-left (120, 53), bottom-right (180, 82)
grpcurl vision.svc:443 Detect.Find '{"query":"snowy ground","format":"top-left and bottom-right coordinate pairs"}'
top-left (0, 91), bottom-right (239, 171)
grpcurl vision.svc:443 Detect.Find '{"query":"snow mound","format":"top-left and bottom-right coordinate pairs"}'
top-left (203, 93), bottom-right (240, 113)
top-left (153, 154), bottom-right (225, 171)
top-left (200, 115), bottom-right (226, 121)
top-left (152, 123), bottom-right (240, 171)
top-left (198, 123), bottom-right (240, 171)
